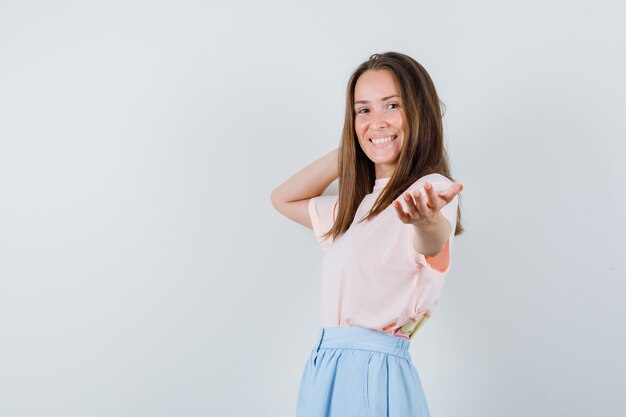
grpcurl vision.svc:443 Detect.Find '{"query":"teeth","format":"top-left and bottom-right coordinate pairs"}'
top-left (371, 136), bottom-right (396, 144)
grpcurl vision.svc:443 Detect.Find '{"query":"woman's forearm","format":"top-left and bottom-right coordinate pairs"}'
top-left (411, 212), bottom-right (450, 257)
top-left (271, 148), bottom-right (339, 204)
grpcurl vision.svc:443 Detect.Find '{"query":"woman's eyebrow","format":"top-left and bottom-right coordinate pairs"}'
top-left (354, 94), bottom-right (400, 105)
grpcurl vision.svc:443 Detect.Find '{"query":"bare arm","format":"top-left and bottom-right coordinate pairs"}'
top-left (412, 212), bottom-right (450, 257)
top-left (270, 148), bottom-right (339, 228)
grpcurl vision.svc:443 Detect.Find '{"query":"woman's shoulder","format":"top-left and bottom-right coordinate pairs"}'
top-left (406, 172), bottom-right (453, 190)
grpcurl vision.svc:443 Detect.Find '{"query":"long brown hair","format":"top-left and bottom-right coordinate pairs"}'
top-left (322, 51), bottom-right (464, 242)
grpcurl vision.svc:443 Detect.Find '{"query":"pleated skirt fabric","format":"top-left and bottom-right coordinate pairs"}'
top-left (295, 326), bottom-right (431, 417)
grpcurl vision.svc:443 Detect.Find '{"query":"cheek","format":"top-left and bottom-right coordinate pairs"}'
top-left (354, 121), bottom-right (366, 137)
top-left (395, 117), bottom-right (406, 138)
top-left (394, 113), bottom-right (404, 127)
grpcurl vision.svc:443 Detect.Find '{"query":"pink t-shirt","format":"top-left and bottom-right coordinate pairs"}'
top-left (308, 173), bottom-right (459, 339)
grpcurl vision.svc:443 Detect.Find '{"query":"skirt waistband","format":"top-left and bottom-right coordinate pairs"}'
top-left (313, 326), bottom-right (411, 360)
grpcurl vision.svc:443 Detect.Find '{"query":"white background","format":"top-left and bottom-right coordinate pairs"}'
top-left (1, 1), bottom-right (625, 416)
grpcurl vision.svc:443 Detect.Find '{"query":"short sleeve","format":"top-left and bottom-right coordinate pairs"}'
top-left (406, 174), bottom-right (459, 272)
top-left (308, 195), bottom-right (339, 250)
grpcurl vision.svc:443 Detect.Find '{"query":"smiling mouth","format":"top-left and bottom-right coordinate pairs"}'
top-left (370, 135), bottom-right (397, 147)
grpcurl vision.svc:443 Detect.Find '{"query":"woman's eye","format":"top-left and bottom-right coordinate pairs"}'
top-left (356, 103), bottom-right (398, 114)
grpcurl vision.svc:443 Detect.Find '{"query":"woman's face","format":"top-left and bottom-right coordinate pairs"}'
top-left (354, 69), bottom-right (405, 179)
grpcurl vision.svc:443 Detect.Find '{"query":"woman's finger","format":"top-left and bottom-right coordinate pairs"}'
top-left (423, 181), bottom-right (444, 211)
top-left (412, 187), bottom-right (429, 215)
top-left (392, 199), bottom-right (412, 223)
top-left (437, 183), bottom-right (464, 202)
top-left (402, 190), bottom-right (420, 217)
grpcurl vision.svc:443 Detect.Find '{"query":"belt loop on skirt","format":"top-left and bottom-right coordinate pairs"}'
top-left (312, 328), bottom-right (325, 366)
top-left (394, 334), bottom-right (410, 357)
top-left (316, 328), bottom-right (325, 351)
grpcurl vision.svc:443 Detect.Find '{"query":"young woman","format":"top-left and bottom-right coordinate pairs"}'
top-left (271, 51), bottom-right (465, 417)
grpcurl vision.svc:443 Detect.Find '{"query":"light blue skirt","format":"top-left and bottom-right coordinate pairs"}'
top-left (295, 326), bottom-right (431, 417)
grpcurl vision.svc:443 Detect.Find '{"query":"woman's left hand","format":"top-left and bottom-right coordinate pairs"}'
top-left (392, 180), bottom-right (464, 227)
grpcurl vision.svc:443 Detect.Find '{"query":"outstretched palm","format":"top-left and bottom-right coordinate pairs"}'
top-left (392, 180), bottom-right (464, 227)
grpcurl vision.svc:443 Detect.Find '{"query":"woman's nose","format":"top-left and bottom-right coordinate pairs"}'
top-left (371, 111), bottom-right (388, 129)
